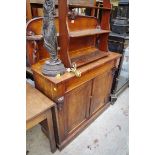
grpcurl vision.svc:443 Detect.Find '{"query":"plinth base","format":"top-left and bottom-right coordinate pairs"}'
top-left (42, 59), bottom-right (66, 77)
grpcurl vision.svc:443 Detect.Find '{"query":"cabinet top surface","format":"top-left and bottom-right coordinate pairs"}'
top-left (32, 52), bottom-right (121, 85)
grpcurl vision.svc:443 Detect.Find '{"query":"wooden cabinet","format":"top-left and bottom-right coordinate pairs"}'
top-left (32, 52), bottom-right (121, 149)
top-left (58, 71), bottom-right (113, 140)
top-left (27, 0), bottom-right (122, 150)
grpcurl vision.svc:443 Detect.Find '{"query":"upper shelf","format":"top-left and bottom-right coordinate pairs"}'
top-left (26, 29), bottom-right (110, 40)
top-left (26, 35), bottom-right (43, 41)
top-left (26, 33), bottom-right (59, 41)
top-left (69, 29), bottom-right (110, 37)
top-left (68, 4), bottom-right (111, 10)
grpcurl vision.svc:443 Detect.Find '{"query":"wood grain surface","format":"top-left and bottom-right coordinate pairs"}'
top-left (26, 82), bottom-right (55, 121)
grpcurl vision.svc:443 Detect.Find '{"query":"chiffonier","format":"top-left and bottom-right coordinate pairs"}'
top-left (27, 0), bottom-right (121, 149)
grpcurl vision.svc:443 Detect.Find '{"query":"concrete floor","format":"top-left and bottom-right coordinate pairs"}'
top-left (27, 88), bottom-right (129, 155)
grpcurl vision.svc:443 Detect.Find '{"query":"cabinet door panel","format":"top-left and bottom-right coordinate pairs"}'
top-left (90, 71), bottom-right (113, 115)
top-left (65, 81), bottom-right (92, 134)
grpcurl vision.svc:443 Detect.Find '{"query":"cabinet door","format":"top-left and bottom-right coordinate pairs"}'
top-left (90, 71), bottom-right (113, 115)
top-left (64, 81), bottom-right (92, 134)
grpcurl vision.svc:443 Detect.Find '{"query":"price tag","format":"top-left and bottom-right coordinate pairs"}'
top-left (71, 20), bottom-right (74, 23)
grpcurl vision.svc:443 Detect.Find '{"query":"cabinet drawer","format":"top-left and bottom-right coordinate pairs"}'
top-left (65, 60), bottom-right (115, 92)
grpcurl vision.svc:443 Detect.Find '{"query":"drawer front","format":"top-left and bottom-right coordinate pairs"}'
top-left (65, 60), bottom-right (115, 92)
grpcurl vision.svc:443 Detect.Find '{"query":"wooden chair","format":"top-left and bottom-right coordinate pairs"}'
top-left (26, 82), bottom-right (57, 153)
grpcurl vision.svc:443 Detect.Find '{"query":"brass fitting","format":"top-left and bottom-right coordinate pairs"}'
top-left (66, 63), bottom-right (81, 77)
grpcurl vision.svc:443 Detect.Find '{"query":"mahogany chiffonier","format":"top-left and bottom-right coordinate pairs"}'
top-left (32, 52), bottom-right (121, 149)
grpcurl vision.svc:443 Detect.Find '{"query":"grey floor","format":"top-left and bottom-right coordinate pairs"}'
top-left (27, 88), bottom-right (129, 155)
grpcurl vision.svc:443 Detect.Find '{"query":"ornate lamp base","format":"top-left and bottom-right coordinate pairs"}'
top-left (42, 59), bottom-right (66, 77)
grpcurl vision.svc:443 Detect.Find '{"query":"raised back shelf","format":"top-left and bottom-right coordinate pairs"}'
top-left (26, 0), bottom-right (112, 68)
top-left (58, 0), bottom-right (112, 67)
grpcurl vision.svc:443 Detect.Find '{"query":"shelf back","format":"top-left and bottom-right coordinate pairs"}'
top-left (68, 16), bottom-right (98, 54)
top-left (68, 16), bottom-right (98, 31)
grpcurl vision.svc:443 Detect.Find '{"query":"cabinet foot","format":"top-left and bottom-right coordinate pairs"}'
top-left (110, 94), bottom-right (117, 105)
